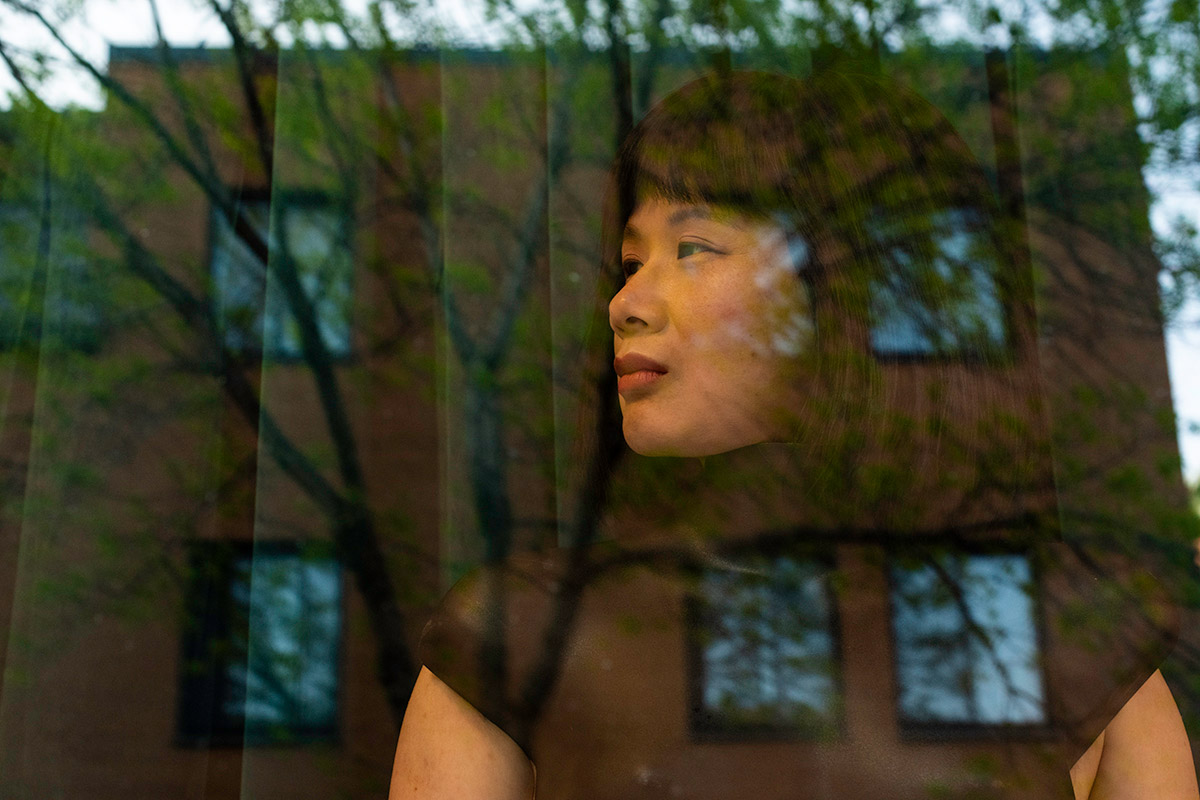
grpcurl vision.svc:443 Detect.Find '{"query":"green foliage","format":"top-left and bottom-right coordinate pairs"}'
top-left (445, 257), bottom-right (495, 295)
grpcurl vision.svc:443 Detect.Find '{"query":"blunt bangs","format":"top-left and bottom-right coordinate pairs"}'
top-left (614, 72), bottom-right (813, 228)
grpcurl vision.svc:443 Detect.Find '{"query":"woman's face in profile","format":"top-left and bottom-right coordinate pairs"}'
top-left (610, 197), bottom-right (811, 457)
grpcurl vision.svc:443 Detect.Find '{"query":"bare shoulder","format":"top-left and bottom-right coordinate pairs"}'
top-left (418, 551), bottom-right (568, 721)
top-left (390, 667), bottom-right (535, 800)
top-left (1071, 670), bottom-right (1198, 800)
top-left (392, 553), bottom-right (566, 800)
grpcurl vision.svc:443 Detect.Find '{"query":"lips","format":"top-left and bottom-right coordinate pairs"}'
top-left (614, 354), bottom-right (668, 396)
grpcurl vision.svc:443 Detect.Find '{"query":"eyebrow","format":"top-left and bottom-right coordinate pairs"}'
top-left (624, 204), bottom-right (748, 242)
top-left (668, 205), bottom-right (716, 226)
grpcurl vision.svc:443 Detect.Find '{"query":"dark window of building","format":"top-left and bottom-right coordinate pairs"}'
top-left (869, 207), bottom-right (1007, 358)
top-left (0, 202), bottom-right (102, 352)
top-left (688, 554), bottom-right (840, 739)
top-left (211, 195), bottom-right (353, 360)
top-left (890, 551), bottom-right (1046, 731)
top-left (177, 541), bottom-right (342, 746)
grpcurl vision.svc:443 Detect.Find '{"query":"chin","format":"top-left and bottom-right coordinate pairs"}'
top-left (622, 418), bottom-right (686, 457)
top-left (622, 419), bottom-right (756, 458)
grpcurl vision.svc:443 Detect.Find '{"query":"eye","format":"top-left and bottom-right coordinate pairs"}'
top-left (677, 240), bottom-right (714, 259)
top-left (621, 257), bottom-right (642, 279)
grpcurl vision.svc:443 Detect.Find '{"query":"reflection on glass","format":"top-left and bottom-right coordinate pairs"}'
top-left (211, 199), bottom-right (270, 354)
top-left (229, 552), bottom-right (342, 735)
top-left (0, 202), bottom-right (100, 351)
top-left (890, 552), bottom-right (1045, 727)
top-left (870, 208), bottom-right (1006, 357)
top-left (177, 543), bottom-right (341, 745)
top-left (271, 205), bottom-right (354, 358)
top-left (694, 556), bottom-right (838, 736)
top-left (211, 199), bottom-right (352, 359)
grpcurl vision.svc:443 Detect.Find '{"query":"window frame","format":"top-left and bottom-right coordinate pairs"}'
top-left (207, 188), bottom-right (356, 364)
top-left (885, 544), bottom-right (1054, 741)
top-left (865, 204), bottom-right (1020, 365)
top-left (683, 544), bottom-right (845, 743)
top-left (175, 539), bottom-right (344, 748)
top-left (0, 196), bottom-right (104, 354)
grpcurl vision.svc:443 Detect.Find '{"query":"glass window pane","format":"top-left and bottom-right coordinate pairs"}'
top-left (179, 543), bottom-right (341, 745)
top-left (213, 200), bottom-right (352, 360)
top-left (891, 552), bottom-right (1045, 727)
top-left (265, 204), bottom-right (353, 359)
top-left (695, 556), bottom-right (839, 734)
top-left (0, 202), bottom-right (99, 351)
top-left (870, 208), bottom-right (1006, 357)
top-left (212, 200), bottom-right (270, 354)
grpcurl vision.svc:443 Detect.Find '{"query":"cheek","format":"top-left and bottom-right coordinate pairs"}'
top-left (676, 278), bottom-right (771, 354)
top-left (680, 306), bottom-right (756, 359)
top-left (706, 291), bottom-right (788, 359)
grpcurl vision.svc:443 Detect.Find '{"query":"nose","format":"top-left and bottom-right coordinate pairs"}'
top-left (609, 268), bottom-right (667, 336)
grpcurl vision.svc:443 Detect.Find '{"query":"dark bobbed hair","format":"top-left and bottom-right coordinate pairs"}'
top-left (603, 69), bottom-right (1006, 345)
top-left (597, 67), bottom-right (1024, 465)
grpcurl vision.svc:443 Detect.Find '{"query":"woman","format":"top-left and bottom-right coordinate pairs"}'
top-left (392, 69), bottom-right (1196, 799)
